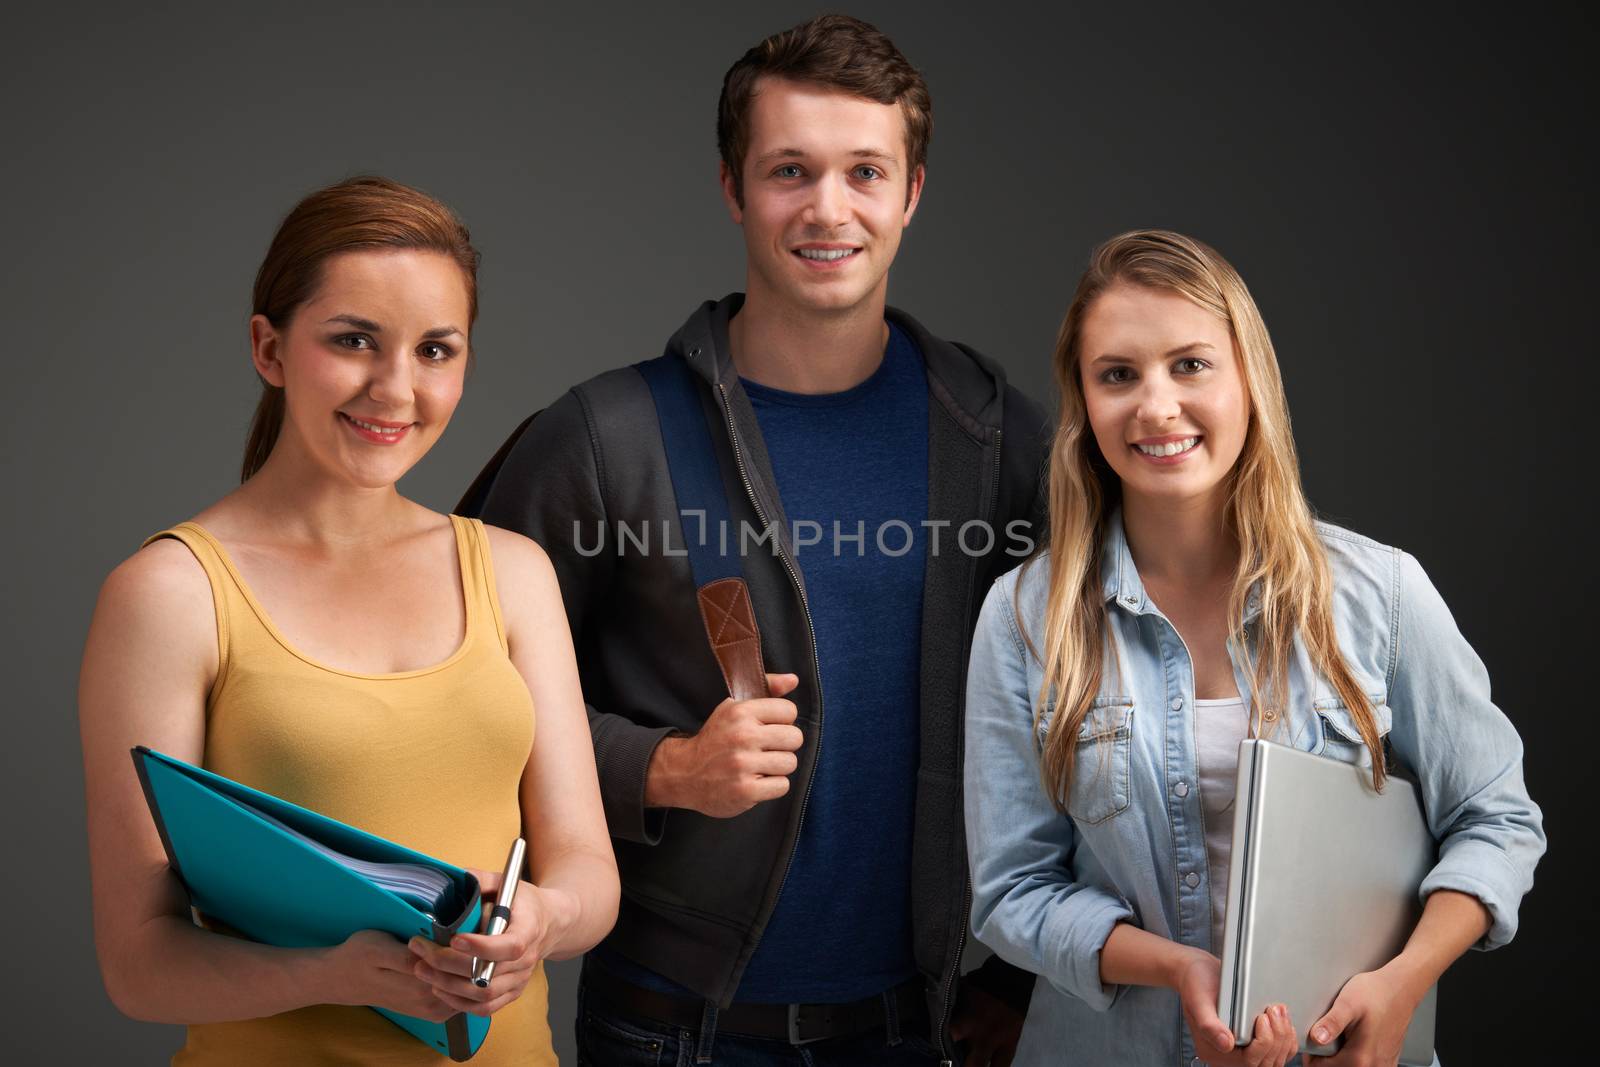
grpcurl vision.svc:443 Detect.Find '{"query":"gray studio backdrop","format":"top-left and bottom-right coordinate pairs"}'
top-left (5, 2), bottom-right (1585, 1063)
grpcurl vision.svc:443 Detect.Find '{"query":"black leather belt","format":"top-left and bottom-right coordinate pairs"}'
top-left (582, 962), bottom-right (930, 1046)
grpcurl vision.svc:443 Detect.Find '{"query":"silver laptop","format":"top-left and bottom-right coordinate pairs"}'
top-left (1217, 739), bottom-right (1437, 1065)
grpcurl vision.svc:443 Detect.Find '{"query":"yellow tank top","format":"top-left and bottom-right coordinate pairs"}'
top-left (144, 516), bottom-right (555, 1067)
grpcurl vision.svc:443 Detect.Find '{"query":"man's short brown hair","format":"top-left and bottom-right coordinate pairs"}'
top-left (717, 14), bottom-right (932, 205)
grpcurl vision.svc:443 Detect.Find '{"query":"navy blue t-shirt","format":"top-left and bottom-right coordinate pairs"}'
top-left (593, 321), bottom-right (929, 1004)
top-left (734, 321), bottom-right (928, 1002)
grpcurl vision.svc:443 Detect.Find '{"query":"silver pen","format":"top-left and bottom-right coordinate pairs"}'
top-left (470, 837), bottom-right (526, 987)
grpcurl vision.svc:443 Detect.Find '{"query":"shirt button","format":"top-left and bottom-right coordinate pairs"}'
top-left (1174, 781), bottom-right (1190, 797)
top-left (1264, 709), bottom-right (1278, 722)
top-left (1185, 871), bottom-right (1200, 888)
top-left (1170, 697), bottom-right (1184, 711)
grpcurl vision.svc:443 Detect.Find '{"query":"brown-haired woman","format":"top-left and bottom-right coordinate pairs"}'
top-left (961, 230), bottom-right (1544, 1067)
top-left (80, 176), bottom-right (618, 1064)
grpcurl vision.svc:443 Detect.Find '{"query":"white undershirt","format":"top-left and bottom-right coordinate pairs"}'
top-left (1194, 696), bottom-right (1250, 953)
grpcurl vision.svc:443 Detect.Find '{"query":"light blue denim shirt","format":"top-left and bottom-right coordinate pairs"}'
top-left (963, 511), bottom-right (1545, 1067)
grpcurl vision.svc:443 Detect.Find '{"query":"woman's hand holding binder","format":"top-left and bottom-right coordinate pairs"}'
top-left (323, 929), bottom-right (456, 1023)
top-left (405, 868), bottom-right (579, 1017)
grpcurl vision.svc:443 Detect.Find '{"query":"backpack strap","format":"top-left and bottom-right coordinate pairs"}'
top-left (636, 354), bottom-right (770, 702)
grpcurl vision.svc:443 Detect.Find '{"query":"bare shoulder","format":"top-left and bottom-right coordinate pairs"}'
top-left (98, 537), bottom-right (214, 627)
top-left (84, 536), bottom-right (219, 700)
top-left (477, 522), bottom-right (563, 641)
top-left (479, 522), bottom-right (555, 585)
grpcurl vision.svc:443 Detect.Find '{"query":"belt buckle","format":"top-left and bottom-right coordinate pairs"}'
top-left (786, 1002), bottom-right (827, 1046)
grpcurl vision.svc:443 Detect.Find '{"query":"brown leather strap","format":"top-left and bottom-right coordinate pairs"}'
top-left (697, 576), bottom-right (770, 701)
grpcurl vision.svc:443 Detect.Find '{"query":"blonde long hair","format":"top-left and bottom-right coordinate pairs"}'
top-left (1024, 230), bottom-right (1385, 809)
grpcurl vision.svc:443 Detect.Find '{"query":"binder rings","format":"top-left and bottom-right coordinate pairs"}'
top-left (131, 746), bottom-right (492, 1061)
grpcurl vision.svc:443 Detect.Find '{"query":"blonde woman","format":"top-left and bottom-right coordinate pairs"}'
top-left (961, 231), bottom-right (1544, 1067)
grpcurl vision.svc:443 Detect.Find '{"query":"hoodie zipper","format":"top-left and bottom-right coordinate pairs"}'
top-left (714, 381), bottom-right (824, 938)
top-left (938, 883), bottom-right (971, 1066)
top-left (935, 426), bottom-right (1003, 1064)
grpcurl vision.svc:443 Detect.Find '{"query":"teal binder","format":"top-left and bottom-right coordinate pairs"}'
top-left (131, 746), bottom-right (493, 1061)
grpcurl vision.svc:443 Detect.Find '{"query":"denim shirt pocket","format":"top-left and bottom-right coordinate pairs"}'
top-left (1038, 695), bottom-right (1135, 826)
top-left (1312, 692), bottom-right (1392, 770)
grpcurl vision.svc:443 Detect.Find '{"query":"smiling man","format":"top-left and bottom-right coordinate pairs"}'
top-left (461, 15), bottom-right (1050, 1066)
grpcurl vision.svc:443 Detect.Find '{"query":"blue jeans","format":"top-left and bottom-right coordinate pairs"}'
top-left (575, 981), bottom-right (945, 1066)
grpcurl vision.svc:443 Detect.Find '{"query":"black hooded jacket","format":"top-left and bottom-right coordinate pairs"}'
top-left (460, 294), bottom-right (1051, 1057)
